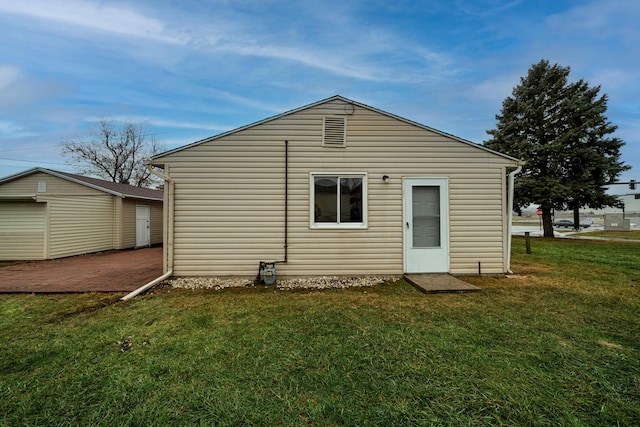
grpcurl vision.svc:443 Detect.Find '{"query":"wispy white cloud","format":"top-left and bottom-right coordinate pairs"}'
top-left (589, 69), bottom-right (635, 91)
top-left (0, 65), bottom-right (65, 111)
top-left (454, 0), bottom-right (523, 17)
top-left (200, 30), bottom-right (456, 85)
top-left (536, 0), bottom-right (640, 101)
top-left (84, 115), bottom-right (231, 133)
top-left (0, 64), bottom-right (21, 90)
top-left (546, 0), bottom-right (640, 40)
top-left (0, 0), bottom-right (455, 85)
top-left (0, 120), bottom-right (37, 138)
top-left (211, 91), bottom-right (286, 114)
top-left (213, 40), bottom-right (385, 82)
top-left (1, 0), bottom-right (637, 181)
top-left (469, 73), bottom-right (521, 103)
top-left (0, 0), bottom-right (187, 44)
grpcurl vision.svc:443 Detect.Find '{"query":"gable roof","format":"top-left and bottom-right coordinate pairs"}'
top-left (152, 95), bottom-right (520, 163)
top-left (0, 168), bottom-right (163, 201)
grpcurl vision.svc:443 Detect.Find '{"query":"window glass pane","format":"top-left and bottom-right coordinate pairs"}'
top-left (314, 177), bottom-right (337, 222)
top-left (340, 177), bottom-right (363, 223)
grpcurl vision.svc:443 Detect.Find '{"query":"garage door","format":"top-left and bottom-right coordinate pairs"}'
top-left (0, 202), bottom-right (46, 260)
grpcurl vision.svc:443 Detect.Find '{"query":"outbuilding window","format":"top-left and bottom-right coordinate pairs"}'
top-left (310, 173), bottom-right (367, 229)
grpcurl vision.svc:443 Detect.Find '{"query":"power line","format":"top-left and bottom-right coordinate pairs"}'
top-left (0, 144), bottom-right (61, 153)
top-left (0, 157), bottom-right (68, 166)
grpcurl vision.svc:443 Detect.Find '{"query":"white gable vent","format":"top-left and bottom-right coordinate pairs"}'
top-left (323, 116), bottom-right (346, 147)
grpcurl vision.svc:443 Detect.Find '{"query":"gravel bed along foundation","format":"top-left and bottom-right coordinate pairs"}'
top-left (168, 276), bottom-right (393, 290)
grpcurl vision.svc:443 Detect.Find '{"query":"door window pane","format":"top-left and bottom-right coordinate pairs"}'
top-left (412, 186), bottom-right (440, 247)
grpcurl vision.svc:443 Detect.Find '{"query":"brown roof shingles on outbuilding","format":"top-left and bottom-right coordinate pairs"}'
top-left (0, 167), bottom-right (163, 201)
top-left (53, 170), bottom-right (163, 200)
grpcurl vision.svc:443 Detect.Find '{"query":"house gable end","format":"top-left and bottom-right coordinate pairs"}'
top-left (0, 170), bottom-right (105, 197)
top-left (151, 95), bottom-right (520, 165)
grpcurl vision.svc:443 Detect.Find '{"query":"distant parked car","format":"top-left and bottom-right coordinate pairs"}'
top-left (553, 219), bottom-right (591, 229)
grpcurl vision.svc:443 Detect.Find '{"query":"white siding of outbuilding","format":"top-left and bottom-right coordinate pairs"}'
top-left (155, 99), bottom-right (518, 277)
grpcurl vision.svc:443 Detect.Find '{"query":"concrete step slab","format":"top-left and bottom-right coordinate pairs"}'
top-left (404, 274), bottom-right (481, 294)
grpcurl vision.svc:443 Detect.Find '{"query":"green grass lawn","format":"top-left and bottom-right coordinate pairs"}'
top-left (1, 238), bottom-right (639, 426)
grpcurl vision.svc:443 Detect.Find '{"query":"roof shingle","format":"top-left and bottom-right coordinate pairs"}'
top-left (54, 170), bottom-right (163, 200)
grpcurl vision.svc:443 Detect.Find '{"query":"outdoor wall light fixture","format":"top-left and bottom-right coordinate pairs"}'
top-left (382, 175), bottom-right (390, 183)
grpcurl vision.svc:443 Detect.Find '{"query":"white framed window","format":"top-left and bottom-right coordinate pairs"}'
top-left (310, 172), bottom-right (367, 229)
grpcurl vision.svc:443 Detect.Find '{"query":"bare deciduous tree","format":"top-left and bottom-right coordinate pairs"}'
top-left (61, 120), bottom-right (165, 187)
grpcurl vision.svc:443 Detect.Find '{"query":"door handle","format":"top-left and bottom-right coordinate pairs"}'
top-left (406, 222), bottom-right (409, 229)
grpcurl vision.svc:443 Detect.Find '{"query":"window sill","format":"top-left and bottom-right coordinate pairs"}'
top-left (310, 223), bottom-right (368, 230)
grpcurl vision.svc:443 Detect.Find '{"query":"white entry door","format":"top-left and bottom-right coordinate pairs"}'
top-left (404, 178), bottom-right (449, 273)
top-left (135, 205), bottom-right (151, 248)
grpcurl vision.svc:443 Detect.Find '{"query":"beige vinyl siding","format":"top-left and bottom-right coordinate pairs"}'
top-left (114, 197), bottom-right (123, 249)
top-left (149, 201), bottom-right (163, 245)
top-left (0, 172), bottom-right (115, 259)
top-left (121, 200), bottom-right (137, 249)
top-left (46, 195), bottom-right (115, 258)
top-left (0, 172), bottom-right (105, 196)
top-left (157, 99), bottom-right (517, 276)
top-left (121, 199), bottom-right (163, 248)
top-left (18, 173), bottom-right (117, 258)
top-left (0, 202), bottom-right (46, 260)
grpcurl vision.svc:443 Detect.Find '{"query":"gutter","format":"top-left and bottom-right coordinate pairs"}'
top-left (121, 163), bottom-right (174, 301)
top-left (120, 270), bottom-right (173, 301)
top-left (506, 164), bottom-right (523, 274)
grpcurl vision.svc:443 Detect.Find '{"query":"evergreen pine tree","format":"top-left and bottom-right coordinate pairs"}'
top-left (485, 60), bottom-right (628, 237)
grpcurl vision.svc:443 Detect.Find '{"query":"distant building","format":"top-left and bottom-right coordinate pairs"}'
top-left (565, 193), bottom-right (640, 216)
top-left (0, 168), bottom-right (163, 260)
top-left (516, 193), bottom-right (639, 218)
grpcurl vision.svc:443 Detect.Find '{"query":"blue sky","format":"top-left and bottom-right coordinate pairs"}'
top-left (0, 0), bottom-right (638, 193)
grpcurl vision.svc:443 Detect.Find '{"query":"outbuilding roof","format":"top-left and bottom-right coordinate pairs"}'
top-left (0, 167), bottom-right (163, 201)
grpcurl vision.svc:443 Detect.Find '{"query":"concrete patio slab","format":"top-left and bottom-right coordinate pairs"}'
top-left (404, 274), bottom-right (481, 293)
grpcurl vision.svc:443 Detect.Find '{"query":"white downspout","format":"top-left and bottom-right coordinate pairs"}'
top-left (506, 164), bottom-right (523, 274)
top-left (121, 163), bottom-right (174, 301)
